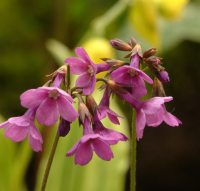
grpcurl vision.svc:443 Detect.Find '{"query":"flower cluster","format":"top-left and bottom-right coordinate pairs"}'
top-left (0, 37), bottom-right (181, 165)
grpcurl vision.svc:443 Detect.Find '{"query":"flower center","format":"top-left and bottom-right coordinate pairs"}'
top-left (128, 68), bottom-right (138, 77)
top-left (48, 89), bottom-right (60, 100)
top-left (87, 65), bottom-right (94, 76)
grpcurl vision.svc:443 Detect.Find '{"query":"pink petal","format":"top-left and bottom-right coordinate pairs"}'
top-left (75, 142), bottom-right (93, 165)
top-left (67, 142), bottom-right (79, 156)
top-left (142, 97), bottom-right (166, 114)
top-left (163, 112), bottom-right (182, 127)
top-left (136, 68), bottom-right (153, 84)
top-left (110, 66), bottom-right (131, 84)
top-left (146, 111), bottom-right (163, 127)
top-left (107, 110), bottom-right (120, 125)
top-left (20, 88), bottom-right (47, 108)
top-left (131, 77), bottom-right (147, 99)
top-left (136, 110), bottom-right (146, 140)
top-left (65, 57), bottom-right (88, 74)
top-left (75, 47), bottom-right (93, 65)
top-left (76, 73), bottom-right (91, 88)
top-left (8, 117), bottom-right (30, 127)
top-left (57, 96), bottom-right (78, 122)
top-left (93, 139), bottom-right (113, 161)
top-left (28, 124), bottom-right (43, 152)
top-left (82, 76), bottom-right (96, 95)
top-left (36, 98), bottom-right (59, 126)
top-left (0, 121), bottom-right (9, 128)
top-left (5, 125), bottom-right (28, 142)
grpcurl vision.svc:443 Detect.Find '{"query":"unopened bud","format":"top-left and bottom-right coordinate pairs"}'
top-left (152, 78), bottom-right (166, 97)
top-left (86, 95), bottom-right (98, 115)
top-left (110, 39), bottom-right (132, 51)
top-left (157, 70), bottom-right (170, 83)
top-left (78, 102), bottom-right (91, 123)
top-left (107, 80), bottom-right (127, 95)
top-left (143, 48), bottom-right (157, 58)
top-left (58, 118), bottom-right (71, 137)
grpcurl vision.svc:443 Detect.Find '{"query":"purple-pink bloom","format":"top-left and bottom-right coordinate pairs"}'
top-left (20, 87), bottom-right (78, 126)
top-left (135, 96), bottom-right (182, 140)
top-left (0, 109), bottom-right (43, 152)
top-left (67, 116), bottom-right (114, 165)
top-left (65, 47), bottom-right (97, 95)
top-left (67, 133), bottom-right (114, 165)
top-left (98, 88), bottom-right (121, 124)
top-left (110, 65), bottom-right (153, 99)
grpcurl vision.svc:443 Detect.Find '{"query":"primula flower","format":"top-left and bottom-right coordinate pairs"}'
top-left (20, 87), bottom-right (78, 126)
top-left (98, 88), bottom-right (121, 124)
top-left (135, 96), bottom-right (182, 140)
top-left (67, 101), bottom-right (127, 165)
top-left (65, 47), bottom-right (110, 95)
top-left (0, 109), bottom-right (42, 152)
top-left (67, 109), bottom-right (113, 165)
top-left (110, 65), bottom-right (153, 98)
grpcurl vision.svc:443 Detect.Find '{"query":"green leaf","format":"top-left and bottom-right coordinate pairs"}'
top-left (46, 39), bottom-right (72, 66)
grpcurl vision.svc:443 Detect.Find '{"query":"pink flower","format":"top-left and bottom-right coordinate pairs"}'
top-left (135, 97), bottom-right (182, 140)
top-left (0, 109), bottom-right (43, 152)
top-left (65, 47), bottom-right (110, 95)
top-left (110, 65), bottom-right (153, 99)
top-left (67, 133), bottom-right (114, 165)
top-left (67, 103), bottom-right (127, 165)
top-left (20, 87), bottom-right (78, 126)
top-left (65, 47), bottom-right (97, 95)
top-left (67, 116), bottom-right (114, 165)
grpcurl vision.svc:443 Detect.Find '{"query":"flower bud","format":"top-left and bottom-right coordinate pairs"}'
top-left (86, 95), bottom-right (98, 115)
top-left (78, 102), bottom-right (91, 123)
top-left (152, 78), bottom-right (166, 97)
top-left (110, 39), bottom-right (132, 51)
top-left (143, 48), bottom-right (157, 58)
top-left (58, 118), bottom-right (71, 137)
top-left (157, 70), bottom-right (170, 83)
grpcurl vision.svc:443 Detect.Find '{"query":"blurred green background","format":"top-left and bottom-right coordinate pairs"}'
top-left (1, 0), bottom-right (200, 190)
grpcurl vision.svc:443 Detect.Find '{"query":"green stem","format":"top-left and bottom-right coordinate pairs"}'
top-left (41, 132), bottom-right (60, 191)
top-left (130, 110), bottom-right (136, 191)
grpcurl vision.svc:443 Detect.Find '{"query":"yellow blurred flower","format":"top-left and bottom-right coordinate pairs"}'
top-left (82, 37), bottom-right (114, 63)
top-left (129, 0), bottom-right (160, 47)
top-left (155, 0), bottom-right (188, 20)
top-left (82, 37), bottom-right (115, 79)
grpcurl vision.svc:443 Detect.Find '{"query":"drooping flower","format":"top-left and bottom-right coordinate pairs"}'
top-left (110, 65), bottom-right (153, 98)
top-left (0, 109), bottom-right (43, 152)
top-left (97, 88), bottom-right (121, 124)
top-left (67, 100), bottom-right (127, 165)
top-left (67, 102), bottom-right (114, 165)
top-left (135, 96), bottom-right (182, 140)
top-left (20, 87), bottom-right (78, 126)
top-left (67, 133), bottom-right (114, 165)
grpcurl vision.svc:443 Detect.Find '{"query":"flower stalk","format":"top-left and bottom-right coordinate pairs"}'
top-left (41, 131), bottom-right (60, 191)
top-left (130, 110), bottom-right (136, 191)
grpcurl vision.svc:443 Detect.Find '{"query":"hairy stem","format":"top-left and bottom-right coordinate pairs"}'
top-left (130, 110), bottom-right (136, 191)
